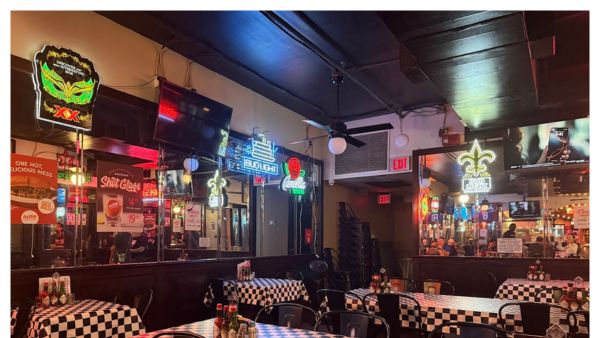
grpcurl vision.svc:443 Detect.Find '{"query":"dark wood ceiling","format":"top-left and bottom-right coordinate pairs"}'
top-left (97, 10), bottom-right (589, 131)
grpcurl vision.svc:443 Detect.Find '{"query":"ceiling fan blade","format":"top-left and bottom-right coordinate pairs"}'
top-left (303, 120), bottom-right (331, 132)
top-left (289, 134), bottom-right (329, 145)
top-left (346, 123), bottom-right (394, 135)
top-left (345, 135), bottom-right (366, 148)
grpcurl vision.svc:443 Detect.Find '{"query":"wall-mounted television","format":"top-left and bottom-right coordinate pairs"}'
top-left (504, 117), bottom-right (589, 170)
top-left (153, 79), bottom-right (233, 158)
top-left (508, 201), bottom-right (540, 218)
top-left (157, 169), bottom-right (192, 197)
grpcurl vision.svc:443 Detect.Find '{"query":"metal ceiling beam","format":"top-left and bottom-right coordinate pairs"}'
top-left (260, 11), bottom-right (401, 116)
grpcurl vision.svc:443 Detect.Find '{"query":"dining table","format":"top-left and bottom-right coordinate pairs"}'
top-left (495, 278), bottom-right (590, 302)
top-left (203, 278), bottom-right (310, 308)
top-left (129, 318), bottom-right (350, 338)
top-left (323, 288), bottom-right (587, 335)
top-left (27, 299), bottom-right (146, 338)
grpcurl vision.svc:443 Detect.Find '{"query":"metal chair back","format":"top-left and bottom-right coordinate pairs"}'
top-left (362, 292), bottom-right (422, 337)
top-left (255, 303), bottom-right (318, 329)
top-left (428, 321), bottom-right (513, 338)
top-left (534, 287), bottom-right (561, 303)
top-left (275, 270), bottom-right (304, 282)
top-left (316, 289), bottom-right (363, 312)
top-left (499, 302), bottom-right (570, 336)
top-left (568, 310), bottom-right (589, 332)
top-left (315, 310), bottom-right (390, 338)
top-left (412, 279), bottom-right (455, 295)
top-left (114, 287), bottom-right (153, 320)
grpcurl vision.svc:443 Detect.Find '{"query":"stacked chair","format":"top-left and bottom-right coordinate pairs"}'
top-left (338, 202), bottom-right (372, 289)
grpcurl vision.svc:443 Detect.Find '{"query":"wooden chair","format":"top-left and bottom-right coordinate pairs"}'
top-left (315, 310), bottom-right (390, 338)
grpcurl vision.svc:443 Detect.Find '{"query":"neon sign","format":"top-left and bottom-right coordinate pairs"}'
top-left (227, 134), bottom-right (280, 176)
top-left (280, 157), bottom-right (306, 195)
top-left (457, 140), bottom-right (496, 193)
top-left (207, 171), bottom-right (228, 208)
top-left (33, 45), bottom-right (100, 131)
top-left (431, 196), bottom-right (439, 213)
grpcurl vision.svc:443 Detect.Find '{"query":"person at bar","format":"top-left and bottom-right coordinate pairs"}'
top-left (130, 231), bottom-right (149, 263)
top-left (480, 239), bottom-right (497, 256)
top-left (109, 232), bottom-right (133, 264)
top-left (50, 222), bottom-right (73, 250)
top-left (446, 239), bottom-right (458, 256)
top-left (528, 236), bottom-right (544, 257)
top-left (558, 233), bottom-right (579, 257)
top-left (453, 240), bottom-right (466, 256)
top-left (438, 238), bottom-right (451, 256)
top-left (503, 223), bottom-right (517, 238)
top-left (426, 242), bottom-right (442, 256)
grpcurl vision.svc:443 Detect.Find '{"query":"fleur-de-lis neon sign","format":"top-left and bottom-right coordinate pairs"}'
top-left (207, 170), bottom-right (227, 208)
top-left (457, 140), bottom-right (496, 193)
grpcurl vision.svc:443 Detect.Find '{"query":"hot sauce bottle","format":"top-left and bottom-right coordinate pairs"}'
top-left (214, 303), bottom-right (223, 338)
top-left (220, 305), bottom-right (230, 338)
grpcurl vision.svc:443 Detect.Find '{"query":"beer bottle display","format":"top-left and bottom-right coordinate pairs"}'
top-left (220, 305), bottom-right (230, 338)
top-left (214, 303), bottom-right (223, 338)
top-left (57, 281), bottom-right (67, 306)
top-left (50, 281), bottom-right (59, 307)
top-left (228, 304), bottom-right (239, 338)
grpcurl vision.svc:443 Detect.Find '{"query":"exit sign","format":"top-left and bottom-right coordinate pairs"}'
top-left (391, 156), bottom-right (411, 172)
top-left (378, 194), bottom-right (391, 204)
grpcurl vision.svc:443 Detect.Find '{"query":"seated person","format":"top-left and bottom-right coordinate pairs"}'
top-left (521, 230), bottom-right (532, 243)
top-left (446, 239), bottom-right (458, 257)
top-left (480, 239), bottom-right (497, 256)
top-left (437, 238), bottom-right (451, 256)
top-left (528, 236), bottom-right (544, 257)
top-left (558, 233), bottom-right (579, 257)
top-left (426, 242), bottom-right (442, 256)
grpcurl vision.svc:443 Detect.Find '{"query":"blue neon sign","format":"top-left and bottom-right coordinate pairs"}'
top-left (227, 134), bottom-right (280, 176)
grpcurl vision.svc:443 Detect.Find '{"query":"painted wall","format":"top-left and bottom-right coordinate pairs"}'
top-left (323, 107), bottom-right (465, 180)
top-left (10, 11), bottom-right (326, 160)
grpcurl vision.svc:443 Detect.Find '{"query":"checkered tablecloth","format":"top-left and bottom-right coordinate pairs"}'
top-left (27, 299), bottom-right (146, 338)
top-left (495, 278), bottom-right (590, 302)
top-left (11, 308), bottom-right (18, 335)
top-left (324, 288), bottom-right (586, 335)
top-left (203, 278), bottom-right (310, 308)
top-left (130, 318), bottom-right (349, 338)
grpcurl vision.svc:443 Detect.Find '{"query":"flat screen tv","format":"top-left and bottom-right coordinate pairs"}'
top-left (157, 169), bottom-right (192, 197)
top-left (508, 201), bottom-right (540, 218)
top-left (153, 79), bottom-right (233, 158)
top-left (503, 117), bottom-right (589, 170)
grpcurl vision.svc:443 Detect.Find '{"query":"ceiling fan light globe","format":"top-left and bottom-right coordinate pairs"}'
top-left (395, 134), bottom-right (409, 148)
top-left (328, 137), bottom-right (347, 155)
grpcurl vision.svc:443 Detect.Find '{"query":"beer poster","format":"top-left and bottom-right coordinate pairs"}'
top-left (11, 154), bottom-right (58, 224)
top-left (96, 161), bottom-right (144, 232)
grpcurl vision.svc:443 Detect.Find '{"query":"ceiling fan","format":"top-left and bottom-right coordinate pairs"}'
top-left (290, 71), bottom-right (394, 154)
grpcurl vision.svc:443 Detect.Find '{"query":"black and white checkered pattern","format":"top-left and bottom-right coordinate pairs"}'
top-left (323, 288), bottom-right (586, 335)
top-left (27, 299), bottom-right (146, 338)
top-left (495, 278), bottom-right (590, 303)
top-left (203, 278), bottom-right (310, 308)
top-left (11, 308), bottom-right (18, 335)
top-left (131, 318), bottom-right (349, 338)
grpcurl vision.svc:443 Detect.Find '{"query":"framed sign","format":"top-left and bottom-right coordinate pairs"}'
top-left (497, 238), bottom-right (523, 254)
top-left (33, 45), bottom-right (100, 131)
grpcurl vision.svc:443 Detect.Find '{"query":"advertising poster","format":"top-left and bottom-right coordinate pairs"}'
top-left (11, 154), bottom-right (58, 224)
top-left (184, 203), bottom-right (203, 231)
top-left (172, 217), bottom-right (181, 232)
top-left (96, 161), bottom-right (144, 232)
top-left (573, 206), bottom-right (590, 229)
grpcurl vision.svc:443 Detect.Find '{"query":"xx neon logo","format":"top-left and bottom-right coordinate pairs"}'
top-left (53, 105), bottom-right (81, 123)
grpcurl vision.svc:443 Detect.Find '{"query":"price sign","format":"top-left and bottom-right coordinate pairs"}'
top-left (497, 238), bottom-right (523, 253)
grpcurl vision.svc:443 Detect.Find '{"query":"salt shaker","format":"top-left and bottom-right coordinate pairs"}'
top-left (248, 321), bottom-right (257, 338)
top-left (237, 323), bottom-right (248, 338)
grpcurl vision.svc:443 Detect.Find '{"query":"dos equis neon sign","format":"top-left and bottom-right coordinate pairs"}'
top-left (33, 45), bottom-right (100, 131)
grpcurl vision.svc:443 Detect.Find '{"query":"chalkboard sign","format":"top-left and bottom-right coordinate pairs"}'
top-left (497, 238), bottom-right (523, 253)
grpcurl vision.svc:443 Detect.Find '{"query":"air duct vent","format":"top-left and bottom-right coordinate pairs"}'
top-left (334, 131), bottom-right (389, 176)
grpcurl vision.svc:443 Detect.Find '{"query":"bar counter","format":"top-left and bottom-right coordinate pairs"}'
top-left (413, 256), bottom-right (589, 298)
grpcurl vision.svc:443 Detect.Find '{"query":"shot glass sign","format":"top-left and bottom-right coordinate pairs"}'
top-left (97, 161), bottom-right (143, 232)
